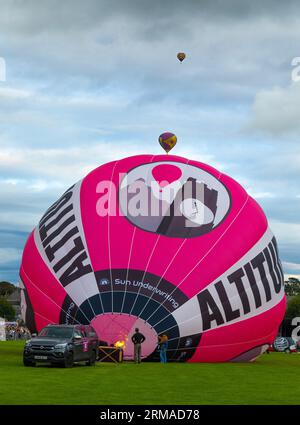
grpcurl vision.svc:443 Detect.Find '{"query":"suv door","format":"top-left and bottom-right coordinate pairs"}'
top-left (73, 329), bottom-right (85, 361)
top-left (80, 328), bottom-right (92, 361)
top-left (88, 327), bottom-right (99, 356)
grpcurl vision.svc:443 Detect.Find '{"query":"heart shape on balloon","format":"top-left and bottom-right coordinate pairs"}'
top-left (152, 164), bottom-right (183, 189)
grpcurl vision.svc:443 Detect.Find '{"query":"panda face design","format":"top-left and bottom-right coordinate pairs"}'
top-left (119, 161), bottom-right (231, 238)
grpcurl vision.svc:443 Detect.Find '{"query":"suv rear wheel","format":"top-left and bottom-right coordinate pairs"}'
top-left (86, 350), bottom-right (96, 366)
top-left (63, 352), bottom-right (74, 368)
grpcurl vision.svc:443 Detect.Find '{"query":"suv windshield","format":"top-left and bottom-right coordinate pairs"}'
top-left (38, 327), bottom-right (73, 339)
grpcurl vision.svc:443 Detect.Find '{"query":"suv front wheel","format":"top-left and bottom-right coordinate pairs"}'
top-left (23, 358), bottom-right (36, 367)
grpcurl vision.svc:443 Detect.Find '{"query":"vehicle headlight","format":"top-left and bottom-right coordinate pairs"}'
top-left (25, 340), bottom-right (32, 346)
top-left (54, 343), bottom-right (68, 349)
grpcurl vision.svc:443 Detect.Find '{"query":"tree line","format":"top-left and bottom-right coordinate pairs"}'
top-left (0, 278), bottom-right (300, 321)
top-left (0, 281), bottom-right (17, 321)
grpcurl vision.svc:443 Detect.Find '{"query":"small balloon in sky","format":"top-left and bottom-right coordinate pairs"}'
top-left (177, 52), bottom-right (186, 62)
top-left (158, 132), bottom-right (177, 154)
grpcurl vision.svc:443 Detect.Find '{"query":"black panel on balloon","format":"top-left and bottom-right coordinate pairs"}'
top-left (77, 299), bottom-right (97, 322)
top-left (171, 333), bottom-right (202, 362)
top-left (59, 295), bottom-right (78, 325)
top-left (101, 292), bottom-right (113, 313)
top-left (130, 295), bottom-right (147, 317)
top-left (139, 298), bottom-right (161, 322)
top-left (112, 291), bottom-right (125, 312)
top-left (74, 308), bottom-right (89, 325)
top-left (146, 305), bottom-right (170, 327)
top-left (121, 292), bottom-right (137, 314)
top-left (88, 294), bottom-right (103, 316)
top-left (154, 315), bottom-right (178, 336)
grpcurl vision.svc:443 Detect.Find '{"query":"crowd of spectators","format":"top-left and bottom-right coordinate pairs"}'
top-left (5, 323), bottom-right (31, 340)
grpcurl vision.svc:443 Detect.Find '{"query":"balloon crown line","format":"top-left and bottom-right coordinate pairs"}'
top-left (158, 132), bottom-right (177, 154)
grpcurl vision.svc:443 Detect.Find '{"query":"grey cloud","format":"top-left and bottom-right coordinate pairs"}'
top-left (2, 1), bottom-right (299, 31)
top-left (258, 197), bottom-right (300, 225)
top-left (0, 0), bottom-right (299, 281)
top-left (1, 0), bottom-right (299, 100)
top-left (247, 83), bottom-right (300, 136)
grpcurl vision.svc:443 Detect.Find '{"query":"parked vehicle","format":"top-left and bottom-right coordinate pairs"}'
top-left (23, 324), bottom-right (99, 367)
top-left (272, 337), bottom-right (297, 353)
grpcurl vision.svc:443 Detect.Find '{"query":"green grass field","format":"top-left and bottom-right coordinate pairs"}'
top-left (0, 341), bottom-right (300, 405)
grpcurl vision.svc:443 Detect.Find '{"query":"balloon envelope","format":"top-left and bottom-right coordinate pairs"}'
top-left (158, 132), bottom-right (177, 153)
top-left (177, 52), bottom-right (186, 62)
top-left (20, 154), bottom-right (286, 362)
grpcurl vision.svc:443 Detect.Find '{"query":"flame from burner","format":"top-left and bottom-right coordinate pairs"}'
top-left (114, 340), bottom-right (126, 349)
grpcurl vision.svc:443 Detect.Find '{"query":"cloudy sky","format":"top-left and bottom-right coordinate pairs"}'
top-left (0, 0), bottom-right (299, 283)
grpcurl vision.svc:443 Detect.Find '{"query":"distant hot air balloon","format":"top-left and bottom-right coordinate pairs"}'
top-left (177, 52), bottom-right (186, 62)
top-left (158, 132), bottom-right (177, 154)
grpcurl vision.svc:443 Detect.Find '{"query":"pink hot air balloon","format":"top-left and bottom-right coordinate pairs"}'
top-left (19, 154), bottom-right (286, 362)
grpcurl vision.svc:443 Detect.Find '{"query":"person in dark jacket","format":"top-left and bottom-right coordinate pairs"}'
top-left (131, 328), bottom-right (146, 363)
top-left (158, 334), bottom-right (169, 363)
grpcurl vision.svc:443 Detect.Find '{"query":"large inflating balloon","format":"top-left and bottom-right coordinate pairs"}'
top-left (20, 154), bottom-right (286, 362)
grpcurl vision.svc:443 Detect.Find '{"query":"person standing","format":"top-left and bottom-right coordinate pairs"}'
top-left (158, 334), bottom-right (169, 363)
top-left (131, 328), bottom-right (146, 363)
